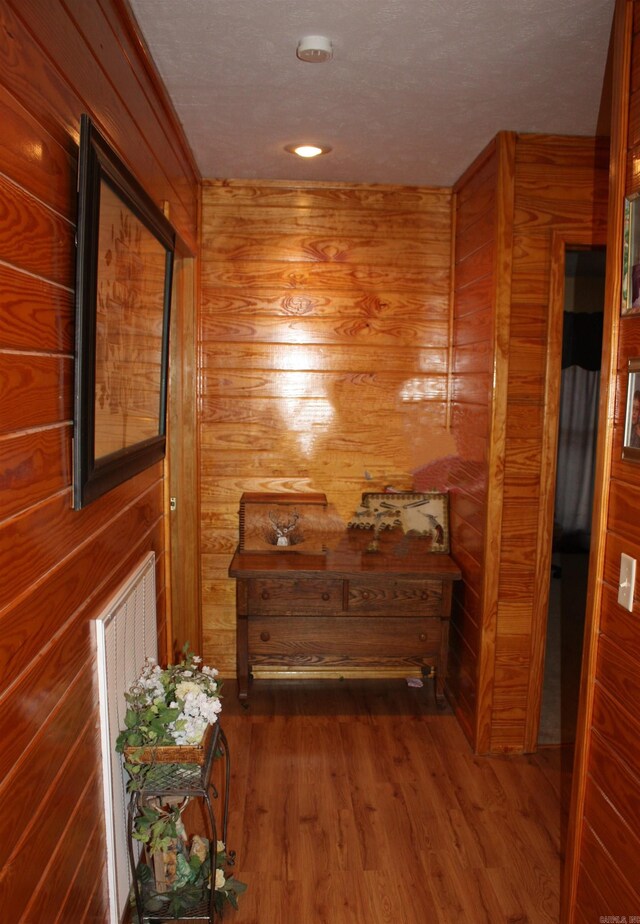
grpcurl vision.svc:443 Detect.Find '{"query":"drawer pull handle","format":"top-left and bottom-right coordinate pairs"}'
top-left (419, 632), bottom-right (427, 642)
top-left (321, 592), bottom-right (330, 601)
top-left (362, 591), bottom-right (370, 600)
top-left (261, 590), bottom-right (270, 600)
top-left (421, 591), bottom-right (429, 600)
top-left (260, 631), bottom-right (271, 642)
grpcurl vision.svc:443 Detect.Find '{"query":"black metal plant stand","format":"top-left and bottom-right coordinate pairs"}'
top-left (126, 724), bottom-right (230, 922)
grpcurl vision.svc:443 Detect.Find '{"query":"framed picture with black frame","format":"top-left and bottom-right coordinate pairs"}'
top-left (622, 193), bottom-right (640, 315)
top-left (73, 115), bottom-right (175, 509)
top-left (623, 357), bottom-right (640, 462)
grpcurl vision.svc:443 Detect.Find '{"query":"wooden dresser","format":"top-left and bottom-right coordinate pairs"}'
top-left (229, 530), bottom-right (461, 701)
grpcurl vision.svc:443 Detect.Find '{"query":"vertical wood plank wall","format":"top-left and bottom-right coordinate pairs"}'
top-left (448, 139), bottom-right (502, 743)
top-left (449, 133), bottom-right (608, 754)
top-left (491, 135), bottom-right (610, 752)
top-left (568, 0), bottom-right (640, 916)
top-left (199, 180), bottom-right (454, 674)
top-left (0, 1), bottom-right (198, 920)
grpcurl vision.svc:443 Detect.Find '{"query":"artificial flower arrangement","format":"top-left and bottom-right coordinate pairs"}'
top-left (116, 646), bottom-right (246, 918)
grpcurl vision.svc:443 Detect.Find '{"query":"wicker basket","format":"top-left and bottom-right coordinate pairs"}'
top-left (124, 722), bottom-right (214, 765)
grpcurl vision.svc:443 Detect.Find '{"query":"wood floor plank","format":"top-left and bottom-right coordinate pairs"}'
top-left (220, 679), bottom-right (562, 923)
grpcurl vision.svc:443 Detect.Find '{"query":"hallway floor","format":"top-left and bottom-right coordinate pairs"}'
top-left (215, 678), bottom-right (565, 924)
top-left (539, 552), bottom-right (588, 746)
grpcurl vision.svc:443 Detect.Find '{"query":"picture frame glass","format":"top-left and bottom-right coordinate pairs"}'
top-left (349, 491), bottom-right (450, 552)
top-left (623, 358), bottom-right (640, 460)
top-left (73, 115), bottom-right (175, 509)
top-left (622, 194), bottom-right (640, 315)
top-left (94, 180), bottom-right (169, 458)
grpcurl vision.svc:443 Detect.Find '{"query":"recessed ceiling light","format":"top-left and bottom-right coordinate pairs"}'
top-left (285, 144), bottom-right (332, 158)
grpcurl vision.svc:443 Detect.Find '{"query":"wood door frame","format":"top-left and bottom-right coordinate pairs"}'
top-left (524, 229), bottom-right (607, 753)
top-left (166, 244), bottom-right (202, 661)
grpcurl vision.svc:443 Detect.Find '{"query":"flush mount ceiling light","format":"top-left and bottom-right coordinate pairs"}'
top-left (296, 35), bottom-right (333, 63)
top-left (285, 143), bottom-right (332, 158)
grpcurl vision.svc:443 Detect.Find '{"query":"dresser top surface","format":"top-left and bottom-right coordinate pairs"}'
top-left (229, 530), bottom-right (461, 581)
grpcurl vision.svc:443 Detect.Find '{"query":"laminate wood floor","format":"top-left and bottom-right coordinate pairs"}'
top-left (215, 679), bottom-right (567, 924)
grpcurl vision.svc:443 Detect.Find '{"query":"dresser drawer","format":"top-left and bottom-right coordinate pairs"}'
top-left (248, 616), bottom-right (442, 665)
top-left (347, 579), bottom-right (443, 616)
top-left (247, 578), bottom-right (343, 614)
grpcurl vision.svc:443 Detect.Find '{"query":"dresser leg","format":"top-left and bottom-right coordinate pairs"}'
top-left (237, 611), bottom-right (249, 700)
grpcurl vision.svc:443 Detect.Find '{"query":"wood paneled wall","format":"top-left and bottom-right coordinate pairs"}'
top-left (449, 132), bottom-right (608, 755)
top-left (448, 135), bottom-right (514, 744)
top-left (567, 0), bottom-right (640, 917)
top-left (199, 180), bottom-right (454, 674)
top-left (492, 134), bottom-right (609, 753)
top-left (0, 1), bottom-right (198, 920)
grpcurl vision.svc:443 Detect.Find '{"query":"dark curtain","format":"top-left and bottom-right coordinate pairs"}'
top-left (554, 312), bottom-right (603, 550)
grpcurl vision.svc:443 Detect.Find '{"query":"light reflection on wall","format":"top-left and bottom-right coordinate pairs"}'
top-left (278, 363), bottom-right (335, 457)
top-left (399, 377), bottom-right (433, 402)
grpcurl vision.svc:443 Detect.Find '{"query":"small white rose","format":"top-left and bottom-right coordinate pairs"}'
top-left (215, 868), bottom-right (226, 890)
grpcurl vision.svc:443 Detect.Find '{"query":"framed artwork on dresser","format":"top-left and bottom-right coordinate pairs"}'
top-left (348, 491), bottom-right (450, 552)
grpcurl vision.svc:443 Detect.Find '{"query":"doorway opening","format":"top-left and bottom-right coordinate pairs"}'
top-left (537, 247), bottom-right (606, 747)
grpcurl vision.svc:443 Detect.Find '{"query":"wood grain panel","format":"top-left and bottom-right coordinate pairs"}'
top-left (596, 634), bottom-right (640, 722)
top-left (607, 476), bottom-right (640, 544)
top-left (200, 178), bottom-right (454, 673)
top-left (0, 685), bottom-right (95, 868)
top-left (201, 342), bottom-right (449, 374)
top-left (454, 240), bottom-right (494, 291)
top-left (453, 275), bottom-right (494, 317)
top-left (55, 824), bottom-right (104, 924)
top-left (205, 232), bottom-right (451, 266)
top-left (11, 0), bottom-right (196, 243)
top-left (0, 174), bottom-right (73, 285)
top-left (599, 582), bottom-right (640, 664)
top-left (455, 209), bottom-right (496, 266)
top-left (448, 137), bottom-right (502, 748)
top-left (0, 426), bottom-right (70, 520)
top-left (569, 7), bottom-right (639, 915)
top-left (203, 178), bottom-right (451, 212)
top-left (0, 85), bottom-right (74, 217)
top-left (576, 822), bottom-right (639, 918)
top-left (473, 132), bottom-right (609, 754)
top-left (201, 260), bottom-right (450, 294)
top-left (603, 532), bottom-right (640, 599)
top-left (200, 314), bottom-right (450, 347)
top-left (587, 731), bottom-right (640, 840)
top-left (60, 0), bottom-right (198, 212)
top-left (0, 2), bottom-right (197, 916)
top-left (0, 478), bottom-right (163, 617)
top-left (514, 134), bottom-right (609, 169)
top-left (0, 518), bottom-right (164, 698)
top-left (18, 768), bottom-right (102, 922)
top-left (0, 264), bottom-right (73, 352)
top-left (201, 288), bottom-right (450, 320)
top-left (0, 353), bottom-right (72, 433)
top-left (202, 205), bottom-right (452, 237)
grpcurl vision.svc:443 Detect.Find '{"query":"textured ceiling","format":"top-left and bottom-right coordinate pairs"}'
top-left (128, 0), bottom-right (615, 187)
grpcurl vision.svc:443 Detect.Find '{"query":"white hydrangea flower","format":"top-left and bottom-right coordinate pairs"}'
top-left (176, 680), bottom-right (203, 701)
